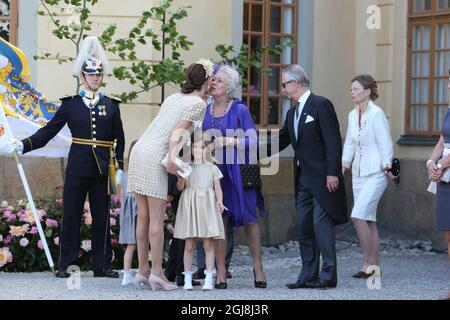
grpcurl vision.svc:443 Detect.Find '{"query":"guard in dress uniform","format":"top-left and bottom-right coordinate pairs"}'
top-left (10, 37), bottom-right (125, 278)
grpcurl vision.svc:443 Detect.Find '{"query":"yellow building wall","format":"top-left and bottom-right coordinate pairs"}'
top-left (35, 0), bottom-right (232, 160)
top-left (310, 0), bottom-right (356, 136)
top-left (311, 0), bottom-right (433, 160)
top-left (32, 0), bottom-right (436, 161)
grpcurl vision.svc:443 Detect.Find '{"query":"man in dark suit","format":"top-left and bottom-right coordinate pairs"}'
top-left (278, 65), bottom-right (348, 289)
top-left (9, 37), bottom-right (125, 278)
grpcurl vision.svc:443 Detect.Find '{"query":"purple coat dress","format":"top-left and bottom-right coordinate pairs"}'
top-left (202, 99), bottom-right (265, 227)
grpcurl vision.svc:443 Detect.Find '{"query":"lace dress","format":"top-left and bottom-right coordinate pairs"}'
top-left (127, 93), bottom-right (206, 200)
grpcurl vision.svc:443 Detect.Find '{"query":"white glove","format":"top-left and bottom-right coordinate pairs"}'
top-left (115, 169), bottom-right (123, 186)
top-left (8, 139), bottom-right (23, 155)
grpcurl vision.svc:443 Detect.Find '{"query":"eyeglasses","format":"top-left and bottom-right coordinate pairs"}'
top-left (212, 77), bottom-right (226, 85)
top-left (282, 80), bottom-right (296, 89)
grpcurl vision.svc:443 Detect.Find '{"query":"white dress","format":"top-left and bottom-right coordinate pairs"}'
top-left (173, 163), bottom-right (225, 239)
top-left (342, 101), bottom-right (393, 222)
top-left (127, 93), bottom-right (206, 200)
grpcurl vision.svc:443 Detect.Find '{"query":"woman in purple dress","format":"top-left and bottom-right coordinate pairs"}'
top-left (202, 64), bottom-right (266, 289)
top-left (427, 68), bottom-right (450, 299)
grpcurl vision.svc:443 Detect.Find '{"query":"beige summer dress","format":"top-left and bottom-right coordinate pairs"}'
top-left (174, 163), bottom-right (225, 240)
top-left (127, 93), bottom-right (206, 200)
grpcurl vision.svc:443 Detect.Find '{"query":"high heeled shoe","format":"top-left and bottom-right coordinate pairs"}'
top-left (214, 271), bottom-right (228, 289)
top-left (134, 272), bottom-right (151, 289)
top-left (149, 273), bottom-right (177, 291)
top-left (253, 269), bottom-right (267, 288)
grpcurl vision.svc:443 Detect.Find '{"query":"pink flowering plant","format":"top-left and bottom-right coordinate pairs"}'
top-left (0, 189), bottom-right (176, 272)
top-left (0, 192), bottom-right (124, 272)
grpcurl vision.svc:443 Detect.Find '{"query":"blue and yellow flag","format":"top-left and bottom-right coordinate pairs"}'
top-left (0, 37), bottom-right (70, 157)
top-left (0, 37), bottom-right (59, 126)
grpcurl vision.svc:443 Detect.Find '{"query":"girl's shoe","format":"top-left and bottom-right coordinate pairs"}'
top-left (134, 272), bottom-right (151, 289)
top-left (149, 273), bottom-right (177, 291)
top-left (121, 270), bottom-right (135, 286)
top-left (182, 271), bottom-right (194, 290)
top-left (202, 270), bottom-right (215, 291)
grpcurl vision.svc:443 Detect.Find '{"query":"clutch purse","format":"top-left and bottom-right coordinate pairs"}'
top-left (160, 154), bottom-right (192, 179)
top-left (240, 164), bottom-right (262, 189)
top-left (427, 181), bottom-right (437, 194)
top-left (236, 116), bottom-right (262, 189)
top-left (391, 158), bottom-right (400, 185)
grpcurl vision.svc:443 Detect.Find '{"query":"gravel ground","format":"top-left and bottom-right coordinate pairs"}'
top-left (1, 238), bottom-right (449, 300)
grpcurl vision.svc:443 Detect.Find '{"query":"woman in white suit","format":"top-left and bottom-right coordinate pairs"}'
top-left (342, 75), bottom-right (395, 278)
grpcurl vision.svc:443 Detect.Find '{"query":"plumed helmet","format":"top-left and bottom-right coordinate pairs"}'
top-left (73, 36), bottom-right (111, 77)
top-left (81, 57), bottom-right (103, 74)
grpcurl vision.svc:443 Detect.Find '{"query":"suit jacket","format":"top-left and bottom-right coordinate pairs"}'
top-left (22, 95), bottom-right (125, 178)
top-left (278, 93), bottom-right (348, 225)
top-left (342, 100), bottom-right (393, 177)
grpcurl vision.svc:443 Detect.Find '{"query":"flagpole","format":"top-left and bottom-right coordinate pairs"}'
top-left (13, 151), bottom-right (55, 274)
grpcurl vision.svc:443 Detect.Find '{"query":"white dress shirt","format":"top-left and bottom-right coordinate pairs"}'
top-left (342, 100), bottom-right (393, 177)
top-left (294, 90), bottom-right (311, 140)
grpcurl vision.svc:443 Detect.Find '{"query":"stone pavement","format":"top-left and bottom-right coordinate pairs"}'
top-left (0, 237), bottom-right (449, 300)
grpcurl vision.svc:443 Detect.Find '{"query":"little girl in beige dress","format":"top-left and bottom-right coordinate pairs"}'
top-left (173, 134), bottom-right (225, 291)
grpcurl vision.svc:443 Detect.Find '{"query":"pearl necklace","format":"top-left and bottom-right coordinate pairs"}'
top-left (210, 100), bottom-right (231, 130)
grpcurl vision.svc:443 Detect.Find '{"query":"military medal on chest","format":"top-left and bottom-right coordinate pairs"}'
top-left (97, 104), bottom-right (107, 116)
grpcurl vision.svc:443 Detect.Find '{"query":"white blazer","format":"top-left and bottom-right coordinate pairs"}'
top-left (342, 100), bottom-right (393, 177)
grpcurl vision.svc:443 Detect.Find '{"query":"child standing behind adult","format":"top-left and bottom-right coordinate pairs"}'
top-left (173, 133), bottom-right (225, 290)
top-left (119, 140), bottom-right (138, 286)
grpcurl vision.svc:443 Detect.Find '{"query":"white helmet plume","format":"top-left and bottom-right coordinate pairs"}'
top-left (72, 36), bottom-right (111, 77)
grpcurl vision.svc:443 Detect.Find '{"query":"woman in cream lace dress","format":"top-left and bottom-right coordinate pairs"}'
top-left (127, 61), bottom-right (212, 290)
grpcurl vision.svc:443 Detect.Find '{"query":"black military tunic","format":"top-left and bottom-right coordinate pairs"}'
top-left (21, 94), bottom-right (125, 271)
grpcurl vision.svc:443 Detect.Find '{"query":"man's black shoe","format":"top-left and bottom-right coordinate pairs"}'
top-left (305, 280), bottom-right (337, 289)
top-left (93, 268), bottom-right (119, 278)
top-left (192, 269), bottom-right (206, 280)
top-left (226, 270), bottom-right (232, 279)
top-left (175, 275), bottom-right (201, 287)
top-left (286, 281), bottom-right (309, 289)
top-left (55, 269), bottom-right (70, 278)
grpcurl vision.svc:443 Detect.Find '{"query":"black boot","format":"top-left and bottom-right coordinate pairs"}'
top-left (93, 267), bottom-right (119, 278)
top-left (55, 268), bottom-right (70, 278)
